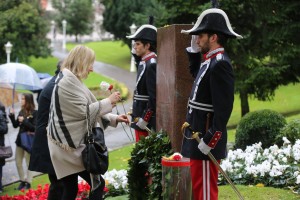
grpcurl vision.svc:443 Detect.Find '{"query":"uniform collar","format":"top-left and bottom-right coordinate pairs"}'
top-left (203, 48), bottom-right (224, 60)
top-left (142, 52), bottom-right (157, 61)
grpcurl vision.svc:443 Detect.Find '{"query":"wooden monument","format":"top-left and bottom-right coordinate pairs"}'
top-left (156, 24), bottom-right (194, 152)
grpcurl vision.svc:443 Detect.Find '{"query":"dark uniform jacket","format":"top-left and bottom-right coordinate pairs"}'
top-left (181, 48), bottom-right (234, 160)
top-left (131, 52), bottom-right (157, 131)
top-left (29, 75), bottom-right (57, 175)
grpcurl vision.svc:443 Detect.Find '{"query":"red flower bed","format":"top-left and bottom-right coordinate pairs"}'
top-left (0, 181), bottom-right (97, 200)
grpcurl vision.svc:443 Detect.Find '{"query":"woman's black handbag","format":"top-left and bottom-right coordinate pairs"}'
top-left (82, 105), bottom-right (109, 175)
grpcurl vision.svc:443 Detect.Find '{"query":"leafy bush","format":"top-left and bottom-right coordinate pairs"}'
top-left (276, 119), bottom-right (300, 145)
top-left (127, 131), bottom-right (173, 200)
top-left (235, 109), bottom-right (286, 150)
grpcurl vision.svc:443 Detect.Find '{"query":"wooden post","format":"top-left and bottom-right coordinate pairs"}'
top-left (156, 24), bottom-right (193, 152)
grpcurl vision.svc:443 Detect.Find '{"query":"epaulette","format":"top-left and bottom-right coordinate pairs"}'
top-left (216, 53), bottom-right (224, 61)
top-left (150, 57), bottom-right (156, 64)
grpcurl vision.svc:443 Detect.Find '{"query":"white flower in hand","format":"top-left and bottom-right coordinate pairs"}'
top-left (100, 81), bottom-right (113, 91)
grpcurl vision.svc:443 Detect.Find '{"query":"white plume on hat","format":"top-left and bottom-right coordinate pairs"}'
top-left (181, 8), bottom-right (242, 39)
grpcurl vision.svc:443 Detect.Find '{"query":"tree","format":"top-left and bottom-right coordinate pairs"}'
top-left (102, 0), bottom-right (206, 47)
top-left (219, 0), bottom-right (300, 116)
top-left (0, 0), bottom-right (51, 64)
top-left (102, 0), bottom-right (149, 47)
top-left (51, 0), bottom-right (94, 42)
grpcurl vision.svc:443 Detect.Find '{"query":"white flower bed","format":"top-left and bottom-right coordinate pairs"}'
top-left (103, 169), bottom-right (128, 191)
top-left (219, 137), bottom-right (300, 193)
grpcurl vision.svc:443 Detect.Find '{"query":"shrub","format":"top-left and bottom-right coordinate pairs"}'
top-left (127, 130), bottom-right (173, 200)
top-left (235, 109), bottom-right (286, 150)
top-left (276, 119), bottom-right (300, 145)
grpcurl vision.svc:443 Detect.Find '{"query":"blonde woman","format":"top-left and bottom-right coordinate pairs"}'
top-left (47, 45), bottom-right (129, 200)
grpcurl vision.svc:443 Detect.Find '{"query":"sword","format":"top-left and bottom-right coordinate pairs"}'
top-left (182, 122), bottom-right (244, 200)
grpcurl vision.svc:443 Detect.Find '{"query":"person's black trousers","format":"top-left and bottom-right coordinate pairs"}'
top-left (60, 170), bottom-right (104, 200)
top-left (47, 173), bottom-right (64, 200)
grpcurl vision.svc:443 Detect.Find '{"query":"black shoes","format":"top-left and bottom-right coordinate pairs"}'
top-left (24, 182), bottom-right (31, 189)
top-left (15, 181), bottom-right (31, 190)
top-left (15, 181), bottom-right (25, 190)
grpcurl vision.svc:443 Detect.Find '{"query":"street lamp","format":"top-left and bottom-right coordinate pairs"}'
top-left (50, 20), bottom-right (56, 48)
top-left (129, 23), bottom-right (137, 72)
top-left (5, 41), bottom-right (13, 63)
top-left (98, 15), bottom-right (103, 40)
top-left (62, 19), bottom-right (67, 50)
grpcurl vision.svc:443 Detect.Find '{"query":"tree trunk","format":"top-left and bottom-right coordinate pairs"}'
top-left (240, 91), bottom-right (249, 117)
top-left (75, 35), bottom-right (78, 43)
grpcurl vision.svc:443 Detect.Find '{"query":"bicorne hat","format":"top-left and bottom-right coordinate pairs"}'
top-left (181, 8), bottom-right (242, 39)
top-left (126, 25), bottom-right (157, 43)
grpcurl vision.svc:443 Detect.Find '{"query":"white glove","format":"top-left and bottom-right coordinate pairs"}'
top-left (136, 118), bottom-right (148, 130)
top-left (131, 48), bottom-right (136, 54)
top-left (190, 35), bottom-right (200, 53)
top-left (131, 41), bottom-right (136, 54)
top-left (198, 138), bottom-right (212, 155)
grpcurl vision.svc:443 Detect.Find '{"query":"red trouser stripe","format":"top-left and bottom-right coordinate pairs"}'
top-left (134, 130), bottom-right (148, 142)
top-left (190, 159), bottom-right (219, 200)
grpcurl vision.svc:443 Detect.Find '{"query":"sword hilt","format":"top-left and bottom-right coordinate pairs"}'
top-left (181, 122), bottom-right (202, 140)
top-left (131, 117), bottom-right (153, 134)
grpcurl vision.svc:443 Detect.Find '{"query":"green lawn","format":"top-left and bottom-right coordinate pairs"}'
top-left (228, 83), bottom-right (300, 128)
top-left (106, 185), bottom-right (299, 200)
top-left (108, 144), bottom-right (135, 171)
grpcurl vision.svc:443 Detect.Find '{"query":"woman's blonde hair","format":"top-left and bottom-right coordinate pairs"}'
top-left (61, 45), bottom-right (95, 80)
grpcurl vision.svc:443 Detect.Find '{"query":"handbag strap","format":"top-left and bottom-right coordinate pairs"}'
top-left (86, 102), bottom-right (101, 137)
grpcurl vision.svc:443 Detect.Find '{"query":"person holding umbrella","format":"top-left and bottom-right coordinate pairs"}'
top-left (9, 93), bottom-right (37, 190)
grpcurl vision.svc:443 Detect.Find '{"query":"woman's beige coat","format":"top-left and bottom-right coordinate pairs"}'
top-left (47, 68), bottom-right (117, 179)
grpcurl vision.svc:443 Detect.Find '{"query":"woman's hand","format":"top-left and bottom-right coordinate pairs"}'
top-left (117, 114), bottom-right (129, 125)
top-left (108, 91), bottom-right (121, 107)
top-left (18, 116), bottom-right (24, 123)
top-left (9, 107), bottom-right (15, 116)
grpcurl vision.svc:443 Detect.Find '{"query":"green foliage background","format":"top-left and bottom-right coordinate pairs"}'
top-left (0, 0), bottom-right (50, 64)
